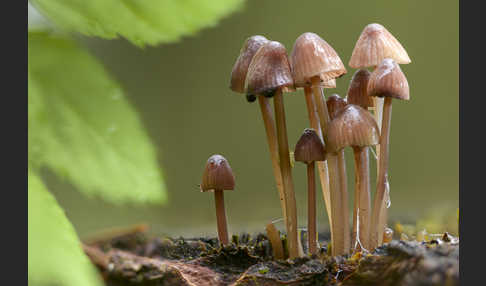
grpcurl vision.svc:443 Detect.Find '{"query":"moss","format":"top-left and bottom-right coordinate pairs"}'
top-left (86, 231), bottom-right (458, 286)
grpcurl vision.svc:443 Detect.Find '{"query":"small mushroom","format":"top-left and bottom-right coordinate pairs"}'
top-left (349, 24), bottom-right (412, 242)
top-left (294, 128), bottom-right (327, 255)
top-left (289, 32), bottom-right (348, 256)
top-left (325, 94), bottom-right (351, 255)
top-left (327, 105), bottom-right (380, 251)
top-left (229, 36), bottom-right (288, 234)
top-left (367, 58), bottom-right (409, 249)
top-left (230, 35), bottom-right (269, 94)
top-left (347, 69), bottom-right (374, 110)
top-left (246, 41), bottom-right (300, 258)
top-left (201, 154), bottom-right (236, 246)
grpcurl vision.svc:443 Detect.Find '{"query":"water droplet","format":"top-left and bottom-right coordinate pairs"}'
top-left (385, 178), bottom-right (391, 208)
top-left (370, 146), bottom-right (378, 160)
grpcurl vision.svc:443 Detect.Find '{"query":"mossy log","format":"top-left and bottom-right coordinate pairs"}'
top-left (83, 227), bottom-right (458, 286)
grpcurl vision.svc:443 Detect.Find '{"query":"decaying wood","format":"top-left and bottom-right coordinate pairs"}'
top-left (82, 226), bottom-right (459, 286)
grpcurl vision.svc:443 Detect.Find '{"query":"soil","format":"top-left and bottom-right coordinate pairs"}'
top-left (83, 226), bottom-right (459, 286)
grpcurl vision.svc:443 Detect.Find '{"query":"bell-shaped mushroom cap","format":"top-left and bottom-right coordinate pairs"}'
top-left (246, 41), bottom-right (294, 98)
top-left (201, 154), bottom-right (235, 192)
top-left (290, 32), bottom-right (347, 87)
top-left (230, 35), bottom-right (270, 93)
top-left (347, 69), bottom-right (374, 108)
top-left (349, 23), bottom-right (411, 68)
top-left (367, 58), bottom-right (409, 100)
top-left (294, 128), bottom-right (327, 163)
top-left (327, 105), bottom-right (380, 152)
top-left (326, 94), bottom-right (348, 120)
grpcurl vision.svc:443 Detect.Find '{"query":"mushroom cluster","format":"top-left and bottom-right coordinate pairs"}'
top-left (201, 23), bottom-right (410, 258)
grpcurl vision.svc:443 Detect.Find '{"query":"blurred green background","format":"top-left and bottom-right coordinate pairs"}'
top-left (44, 0), bottom-right (458, 239)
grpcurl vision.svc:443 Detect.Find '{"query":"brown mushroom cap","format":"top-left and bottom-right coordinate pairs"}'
top-left (290, 32), bottom-right (347, 87)
top-left (201, 154), bottom-right (235, 192)
top-left (326, 94), bottom-right (348, 120)
top-left (246, 41), bottom-right (295, 99)
top-left (367, 58), bottom-right (409, 100)
top-left (294, 128), bottom-right (327, 163)
top-left (347, 69), bottom-right (374, 108)
top-left (327, 104), bottom-right (380, 153)
top-left (230, 35), bottom-right (270, 94)
top-left (349, 23), bottom-right (411, 68)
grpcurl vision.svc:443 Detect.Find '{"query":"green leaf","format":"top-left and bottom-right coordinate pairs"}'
top-left (28, 169), bottom-right (103, 286)
top-left (28, 30), bottom-right (167, 204)
top-left (30, 0), bottom-right (245, 46)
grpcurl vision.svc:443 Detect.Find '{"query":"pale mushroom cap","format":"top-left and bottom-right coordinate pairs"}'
top-left (246, 41), bottom-right (294, 98)
top-left (201, 154), bottom-right (235, 192)
top-left (326, 94), bottom-right (348, 120)
top-left (294, 128), bottom-right (326, 163)
top-left (349, 23), bottom-right (411, 68)
top-left (230, 35), bottom-right (269, 93)
top-left (290, 32), bottom-right (347, 87)
top-left (367, 58), bottom-right (410, 100)
top-left (347, 69), bottom-right (374, 108)
top-left (327, 104), bottom-right (380, 152)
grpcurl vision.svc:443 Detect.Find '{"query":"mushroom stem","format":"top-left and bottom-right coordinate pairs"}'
top-left (352, 146), bottom-right (371, 251)
top-left (337, 149), bottom-right (350, 254)
top-left (214, 190), bottom-right (229, 246)
top-left (304, 87), bottom-right (332, 236)
top-left (265, 221), bottom-right (285, 260)
top-left (373, 92), bottom-right (389, 243)
top-left (257, 96), bottom-right (287, 224)
top-left (273, 88), bottom-right (299, 259)
top-left (370, 97), bottom-right (392, 249)
top-left (307, 161), bottom-right (317, 255)
top-left (310, 77), bottom-right (347, 256)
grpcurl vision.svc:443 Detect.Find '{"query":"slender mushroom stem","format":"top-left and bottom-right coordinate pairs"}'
top-left (373, 95), bottom-right (389, 244)
top-left (370, 97), bottom-right (392, 249)
top-left (304, 87), bottom-right (332, 235)
top-left (273, 88), bottom-right (299, 259)
top-left (352, 146), bottom-right (371, 251)
top-left (265, 221), bottom-right (285, 260)
top-left (214, 190), bottom-right (229, 246)
top-left (257, 96), bottom-right (287, 224)
top-left (337, 149), bottom-right (350, 253)
top-left (310, 77), bottom-right (347, 256)
top-left (307, 161), bottom-right (317, 255)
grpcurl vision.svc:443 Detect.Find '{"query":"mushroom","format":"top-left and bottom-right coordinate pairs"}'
top-left (289, 32), bottom-right (347, 256)
top-left (294, 128), bottom-right (327, 255)
top-left (367, 58), bottom-right (409, 249)
top-left (229, 36), bottom-right (288, 230)
top-left (347, 69), bottom-right (374, 110)
top-left (346, 69), bottom-right (374, 249)
top-left (325, 94), bottom-right (351, 254)
top-left (349, 23), bottom-right (412, 241)
top-left (200, 154), bottom-right (236, 246)
top-left (327, 105), bottom-right (380, 251)
top-left (246, 41), bottom-right (300, 258)
top-left (349, 23), bottom-right (410, 130)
